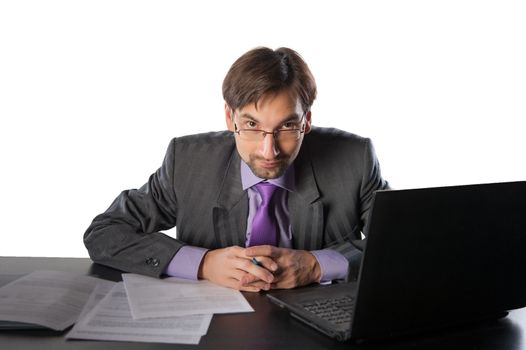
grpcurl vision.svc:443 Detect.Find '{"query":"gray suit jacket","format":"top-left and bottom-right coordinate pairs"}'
top-left (84, 127), bottom-right (389, 280)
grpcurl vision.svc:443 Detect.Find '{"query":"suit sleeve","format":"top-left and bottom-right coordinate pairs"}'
top-left (84, 138), bottom-right (184, 277)
top-left (326, 138), bottom-right (389, 281)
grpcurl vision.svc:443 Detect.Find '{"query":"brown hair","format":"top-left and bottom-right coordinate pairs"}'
top-left (222, 47), bottom-right (317, 113)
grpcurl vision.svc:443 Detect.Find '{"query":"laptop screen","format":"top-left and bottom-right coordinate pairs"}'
top-left (351, 181), bottom-right (526, 340)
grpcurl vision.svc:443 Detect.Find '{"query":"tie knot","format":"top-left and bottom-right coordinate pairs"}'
top-left (254, 182), bottom-right (279, 204)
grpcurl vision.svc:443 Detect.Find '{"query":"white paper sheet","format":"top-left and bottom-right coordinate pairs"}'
top-left (0, 270), bottom-right (100, 330)
top-left (67, 282), bottom-right (208, 344)
top-left (75, 279), bottom-right (117, 320)
top-left (122, 273), bottom-right (254, 319)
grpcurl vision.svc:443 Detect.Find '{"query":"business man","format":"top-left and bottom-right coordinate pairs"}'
top-left (84, 47), bottom-right (389, 292)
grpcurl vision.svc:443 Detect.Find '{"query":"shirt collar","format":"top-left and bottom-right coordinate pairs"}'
top-left (240, 160), bottom-right (295, 192)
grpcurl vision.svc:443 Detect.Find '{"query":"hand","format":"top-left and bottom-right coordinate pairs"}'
top-left (245, 246), bottom-right (321, 289)
top-left (197, 246), bottom-right (276, 292)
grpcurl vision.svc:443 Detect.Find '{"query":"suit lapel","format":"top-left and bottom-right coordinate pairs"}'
top-left (213, 150), bottom-right (248, 247)
top-left (289, 152), bottom-right (324, 250)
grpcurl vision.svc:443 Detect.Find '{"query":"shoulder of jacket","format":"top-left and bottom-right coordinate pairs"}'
top-left (170, 130), bottom-right (234, 146)
top-left (307, 126), bottom-right (370, 146)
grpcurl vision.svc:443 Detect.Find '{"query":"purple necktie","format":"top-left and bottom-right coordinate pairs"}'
top-left (249, 182), bottom-right (279, 247)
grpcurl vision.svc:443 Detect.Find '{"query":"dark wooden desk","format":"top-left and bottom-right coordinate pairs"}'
top-left (1, 257), bottom-right (525, 350)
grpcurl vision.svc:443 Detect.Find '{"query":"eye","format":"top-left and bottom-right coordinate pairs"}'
top-left (246, 120), bottom-right (258, 129)
top-left (281, 121), bottom-right (298, 129)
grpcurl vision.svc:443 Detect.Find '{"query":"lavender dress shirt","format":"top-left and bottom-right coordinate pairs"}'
top-left (164, 161), bottom-right (349, 282)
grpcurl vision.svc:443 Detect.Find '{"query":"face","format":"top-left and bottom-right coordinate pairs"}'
top-left (225, 90), bottom-right (312, 179)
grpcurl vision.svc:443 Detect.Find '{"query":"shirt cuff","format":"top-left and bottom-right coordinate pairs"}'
top-left (311, 249), bottom-right (349, 284)
top-left (164, 246), bottom-right (209, 280)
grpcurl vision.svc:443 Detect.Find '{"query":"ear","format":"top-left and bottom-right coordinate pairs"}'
top-left (225, 102), bottom-right (235, 132)
top-left (303, 111), bottom-right (312, 134)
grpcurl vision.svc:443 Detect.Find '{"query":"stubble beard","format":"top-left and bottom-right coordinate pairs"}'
top-left (247, 154), bottom-right (289, 179)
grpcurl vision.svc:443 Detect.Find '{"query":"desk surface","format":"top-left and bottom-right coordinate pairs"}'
top-left (1, 256), bottom-right (525, 350)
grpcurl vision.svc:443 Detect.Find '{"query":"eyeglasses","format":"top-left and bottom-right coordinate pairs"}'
top-left (233, 115), bottom-right (306, 142)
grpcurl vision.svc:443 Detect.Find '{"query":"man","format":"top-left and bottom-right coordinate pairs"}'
top-left (84, 47), bottom-right (389, 292)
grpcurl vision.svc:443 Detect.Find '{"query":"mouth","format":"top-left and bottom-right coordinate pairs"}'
top-left (247, 156), bottom-right (289, 179)
top-left (258, 160), bottom-right (282, 169)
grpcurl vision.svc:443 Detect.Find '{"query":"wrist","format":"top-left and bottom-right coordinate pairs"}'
top-left (197, 250), bottom-right (210, 280)
top-left (308, 251), bottom-right (322, 283)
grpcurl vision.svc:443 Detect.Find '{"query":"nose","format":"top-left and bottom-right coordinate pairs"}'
top-left (261, 133), bottom-right (280, 159)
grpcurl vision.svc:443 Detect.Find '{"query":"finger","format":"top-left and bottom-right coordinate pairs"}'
top-left (229, 268), bottom-right (269, 288)
top-left (269, 271), bottom-right (296, 290)
top-left (231, 276), bottom-right (271, 292)
top-left (270, 280), bottom-right (293, 290)
top-left (251, 256), bottom-right (278, 272)
top-left (239, 272), bottom-right (272, 290)
top-left (245, 245), bottom-right (278, 258)
top-left (225, 247), bottom-right (275, 283)
top-left (230, 269), bottom-right (252, 282)
top-left (240, 272), bottom-right (259, 285)
top-left (237, 272), bottom-right (272, 291)
top-left (270, 283), bottom-right (282, 290)
top-left (223, 278), bottom-right (262, 292)
top-left (233, 247), bottom-right (276, 271)
top-left (236, 258), bottom-right (274, 283)
top-left (245, 280), bottom-right (271, 291)
top-left (239, 285), bottom-right (264, 292)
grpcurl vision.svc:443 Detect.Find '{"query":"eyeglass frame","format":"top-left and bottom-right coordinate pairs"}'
top-left (232, 112), bottom-right (308, 142)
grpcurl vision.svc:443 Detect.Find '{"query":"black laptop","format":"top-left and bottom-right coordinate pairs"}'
top-left (267, 181), bottom-right (526, 342)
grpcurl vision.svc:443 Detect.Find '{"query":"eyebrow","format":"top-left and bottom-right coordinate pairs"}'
top-left (237, 112), bottom-right (302, 123)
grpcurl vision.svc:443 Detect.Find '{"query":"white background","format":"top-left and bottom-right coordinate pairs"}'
top-left (1, 1), bottom-right (525, 257)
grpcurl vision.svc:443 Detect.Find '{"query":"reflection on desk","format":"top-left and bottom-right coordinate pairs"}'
top-left (1, 256), bottom-right (525, 350)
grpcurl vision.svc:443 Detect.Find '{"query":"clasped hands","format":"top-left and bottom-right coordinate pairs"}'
top-left (198, 245), bottom-right (321, 292)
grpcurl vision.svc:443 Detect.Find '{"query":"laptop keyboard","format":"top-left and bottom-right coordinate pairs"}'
top-left (300, 296), bottom-right (354, 325)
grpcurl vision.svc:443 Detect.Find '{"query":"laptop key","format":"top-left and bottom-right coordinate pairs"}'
top-left (301, 296), bottom-right (354, 325)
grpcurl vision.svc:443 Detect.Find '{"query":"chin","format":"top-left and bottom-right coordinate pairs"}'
top-left (250, 166), bottom-right (286, 179)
